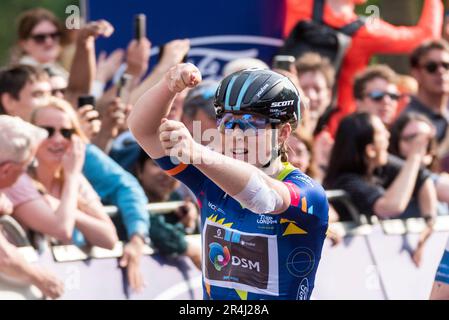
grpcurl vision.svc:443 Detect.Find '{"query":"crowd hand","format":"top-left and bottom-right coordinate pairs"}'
top-left (408, 132), bottom-right (433, 158)
top-left (158, 39), bottom-right (190, 69)
top-left (411, 221), bottom-right (434, 268)
top-left (62, 136), bottom-right (86, 177)
top-left (96, 49), bottom-right (125, 83)
top-left (326, 225), bottom-right (342, 247)
top-left (33, 268), bottom-right (64, 299)
top-left (314, 131), bottom-right (334, 166)
top-left (77, 19), bottom-right (114, 42)
top-left (120, 235), bottom-right (145, 292)
top-left (77, 105), bottom-right (101, 140)
top-left (0, 193), bottom-right (13, 215)
top-left (126, 38), bottom-right (151, 79)
top-left (175, 200), bottom-right (199, 230)
top-left (99, 98), bottom-right (127, 138)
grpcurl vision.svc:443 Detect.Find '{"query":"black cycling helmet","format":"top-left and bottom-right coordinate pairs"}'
top-left (214, 68), bottom-right (301, 127)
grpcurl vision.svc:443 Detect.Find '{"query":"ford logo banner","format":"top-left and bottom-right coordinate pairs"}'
top-left (85, 0), bottom-right (286, 79)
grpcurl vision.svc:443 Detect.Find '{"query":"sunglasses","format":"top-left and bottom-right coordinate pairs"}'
top-left (217, 114), bottom-right (271, 134)
top-left (40, 126), bottom-right (75, 140)
top-left (421, 61), bottom-right (449, 74)
top-left (29, 32), bottom-right (61, 44)
top-left (365, 90), bottom-right (400, 102)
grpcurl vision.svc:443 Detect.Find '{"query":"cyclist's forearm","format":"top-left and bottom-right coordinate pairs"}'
top-left (193, 144), bottom-right (290, 213)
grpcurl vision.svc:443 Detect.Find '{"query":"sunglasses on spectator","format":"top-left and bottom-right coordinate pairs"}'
top-left (365, 90), bottom-right (400, 102)
top-left (39, 126), bottom-right (75, 139)
top-left (29, 32), bottom-right (61, 44)
top-left (420, 61), bottom-right (449, 74)
top-left (217, 113), bottom-right (271, 134)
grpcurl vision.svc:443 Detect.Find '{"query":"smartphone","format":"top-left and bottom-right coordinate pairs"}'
top-left (77, 95), bottom-right (95, 109)
top-left (272, 55), bottom-right (296, 71)
top-left (134, 14), bottom-right (146, 40)
top-left (117, 73), bottom-right (133, 104)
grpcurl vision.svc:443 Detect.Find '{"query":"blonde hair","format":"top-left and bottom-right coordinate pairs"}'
top-left (30, 96), bottom-right (88, 143)
top-left (0, 115), bottom-right (47, 164)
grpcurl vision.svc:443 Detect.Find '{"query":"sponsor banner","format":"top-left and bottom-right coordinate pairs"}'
top-left (202, 220), bottom-right (279, 296)
top-left (86, 0), bottom-right (285, 79)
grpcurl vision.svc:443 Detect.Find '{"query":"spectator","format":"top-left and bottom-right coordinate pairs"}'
top-left (324, 112), bottom-right (436, 265)
top-left (295, 53), bottom-right (335, 134)
top-left (287, 131), bottom-right (339, 229)
top-left (283, 0), bottom-right (443, 136)
top-left (222, 58), bottom-right (269, 77)
top-left (396, 74), bottom-right (418, 116)
top-left (389, 112), bottom-right (449, 213)
top-left (324, 112), bottom-right (437, 221)
top-left (0, 64), bottom-right (152, 291)
top-left (406, 39), bottom-right (449, 143)
top-left (0, 65), bottom-right (51, 121)
top-left (0, 115), bottom-right (63, 299)
top-left (132, 150), bottom-right (201, 269)
top-left (4, 98), bottom-right (118, 249)
top-left (181, 80), bottom-right (219, 136)
top-left (354, 64), bottom-right (400, 127)
top-left (287, 131), bottom-right (319, 179)
top-left (12, 8), bottom-right (68, 78)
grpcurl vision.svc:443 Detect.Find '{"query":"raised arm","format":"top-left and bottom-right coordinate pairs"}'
top-left (127, 63), bottom-right (201, 158)
top-left (374, 134), bottom-right (432, 218)
top-left (65, 20), bottom-right (114, 107)
top-left (129, 64), bottom-right (291, 214)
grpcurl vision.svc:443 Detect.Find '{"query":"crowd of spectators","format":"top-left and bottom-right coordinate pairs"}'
top-left (0, 0), bottom-right (448, 298)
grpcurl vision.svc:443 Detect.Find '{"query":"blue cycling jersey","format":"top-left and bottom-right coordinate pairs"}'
top-left (155, 156), bottom-right (329, 300)
top-left (436, 238), bottom-right (449, 285)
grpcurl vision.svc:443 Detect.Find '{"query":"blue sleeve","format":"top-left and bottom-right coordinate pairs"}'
top-left (436, 240), bottom-right (449, 285)
top-left (154, 156), bottom-right (208, 197)
top-left (284, 172), bottom-right (329, 226)
top-left (83, 144), bottom-right (150, 239)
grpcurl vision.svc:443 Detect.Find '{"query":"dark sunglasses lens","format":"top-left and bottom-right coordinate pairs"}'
top-left (389, 93), bottom-right (400, 101)
top-left (60, 129), bottom-right (74, 139)
top-left (369, 92), bottom-right (384, 101)
top-left (32, 35), bottom-right (47, 43)
top-left (425, 62), bottom-right (439, 73)
top-left (42, 126), bottom-right (55, 137)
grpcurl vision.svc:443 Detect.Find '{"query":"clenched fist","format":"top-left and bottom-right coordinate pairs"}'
top-left (164, 63), bottom-right (202, 94)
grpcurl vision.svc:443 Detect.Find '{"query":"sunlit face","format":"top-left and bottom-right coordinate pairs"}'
top-left (367, 116), bottom-right (390, 167)
top-left (413, 49), bottom-right (449, 96)
top-left (20, 20), bottom-right (61, 64)
top-left (399, 120), bottom-right (433, 165)
top-left (219, 114), bottom-right (290, 167)
top-left (137, 159), bottom-right (179, 202)
top-left (33, 107), bottom-right (74, 167)
top-left (358, 78), bottom-right (399, 126)
top-left (298, 70), bottom-right (331, 120)
top-left (286, 136), bottom-right (311, 173)
top-left (4, 80), bottom-right (51, 122)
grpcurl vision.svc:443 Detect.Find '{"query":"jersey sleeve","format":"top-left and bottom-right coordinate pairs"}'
top-left (283, 172), bottom-right (329, 226)
top-left (154, 156), bottom-right (208, 197)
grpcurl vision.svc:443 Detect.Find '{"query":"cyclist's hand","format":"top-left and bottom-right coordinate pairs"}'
top-left (159, 118), bottom-right (199, 163)
top-left (165, 63), bottom-right (201, 94)
top-left (0, 193), bottom-right (13, 215)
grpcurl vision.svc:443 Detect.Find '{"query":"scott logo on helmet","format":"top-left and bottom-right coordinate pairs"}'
top-left (271, 100), bottom-right (295, 107)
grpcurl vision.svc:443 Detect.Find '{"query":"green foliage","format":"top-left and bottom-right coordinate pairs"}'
top-left (0, 0), bottom-right (78, 66)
